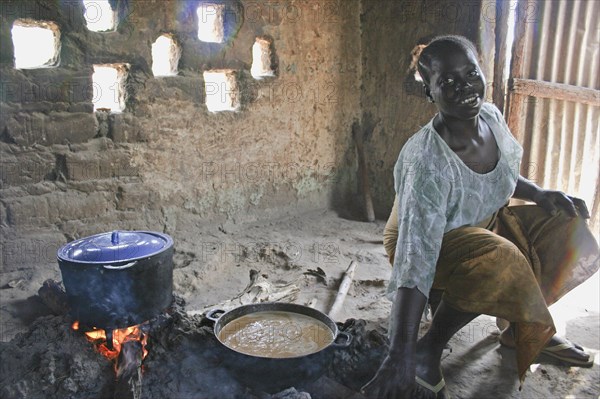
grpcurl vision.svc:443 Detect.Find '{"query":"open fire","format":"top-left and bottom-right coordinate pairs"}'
top-left (72, 321), bottom-right (148, 364)
top-left (72, 321), bottom-right (147, 399)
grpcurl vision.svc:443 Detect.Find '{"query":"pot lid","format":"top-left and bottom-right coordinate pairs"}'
top-left (57, 231), bottom-right (173, 263)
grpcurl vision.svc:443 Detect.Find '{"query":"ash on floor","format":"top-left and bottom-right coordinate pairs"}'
top-left (0, 299), bottom-right (387, 399)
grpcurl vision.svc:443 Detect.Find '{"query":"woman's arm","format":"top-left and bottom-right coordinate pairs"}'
top-left (513, 175), bottom-right (543, 202)
top-left (361, 286), bottom-right (427, 398)
top-left (513, 175), bottom-right (589, 218)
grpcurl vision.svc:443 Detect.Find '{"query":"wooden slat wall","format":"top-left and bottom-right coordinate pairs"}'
top-left (506, 0), bottom-right (600, 237)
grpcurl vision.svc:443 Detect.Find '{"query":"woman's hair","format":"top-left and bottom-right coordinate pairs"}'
top-left (412, 35), bottom-right (480, 85)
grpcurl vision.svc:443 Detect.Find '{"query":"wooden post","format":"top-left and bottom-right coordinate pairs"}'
top-left (505, 0), bottom-right (531, 144)
top-left (492, 0), bottom-right (511, 113)
top-left (352, 120), bottom-right (376, 222)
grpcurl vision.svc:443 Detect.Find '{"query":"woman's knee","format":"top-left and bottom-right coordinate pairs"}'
top-left (440, 228), bottom-right (524, 265)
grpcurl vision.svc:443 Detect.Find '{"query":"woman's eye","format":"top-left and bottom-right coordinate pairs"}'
top-left (468, 70), bottom-right (480, 78)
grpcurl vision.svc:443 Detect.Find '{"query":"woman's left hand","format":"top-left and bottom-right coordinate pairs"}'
top-left (533, 190), bottom-right (590, 218)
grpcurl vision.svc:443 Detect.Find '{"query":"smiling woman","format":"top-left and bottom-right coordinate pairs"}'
top-left (361, 35), bottom-right (599, 399)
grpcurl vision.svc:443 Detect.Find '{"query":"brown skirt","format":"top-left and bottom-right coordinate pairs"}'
top-left (384, 200), bottom-right (600, 383)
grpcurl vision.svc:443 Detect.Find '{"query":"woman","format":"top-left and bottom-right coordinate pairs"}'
top-left (361, 35), bottom-right (599, 398)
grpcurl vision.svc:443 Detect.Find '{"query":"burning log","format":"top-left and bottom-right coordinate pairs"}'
top-left (71, 322), bottom-right (149, 399)
top-left (79, 324), bottom-right (148, 361)
top-left (113, 340), bottom-right (143, 399)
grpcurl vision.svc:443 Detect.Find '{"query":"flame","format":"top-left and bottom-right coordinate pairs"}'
top-left (72, 322), bottom-right (148, 363)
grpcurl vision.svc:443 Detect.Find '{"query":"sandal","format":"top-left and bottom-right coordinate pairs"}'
top-left (499, 331), bottom-right (595, 368)
top-left (541, 343), bottom-right (595, 367)
top-left (414, 376), bottom-right (450, 399)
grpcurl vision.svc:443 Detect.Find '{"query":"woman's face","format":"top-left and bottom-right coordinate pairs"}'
top-left (426, 46), bottom-right (486, 120)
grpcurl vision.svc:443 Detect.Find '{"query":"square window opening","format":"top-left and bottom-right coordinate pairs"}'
top-left (92, 64), bottom-right (129, 113)
top-left (197, 3), bottom-right (225, 43)
top-left (152, 34), bottom-right (181, 77)
top-left (203, 70), bottom-right (240, 112)
top-left (83, 0), bottom-right (117, 32)
top-left (251, 37), bottom-right (276, 79)
top-left (12, 19), bottom-right (61, 69)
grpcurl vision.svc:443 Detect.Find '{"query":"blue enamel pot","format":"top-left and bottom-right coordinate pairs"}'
top-left (57, 231), bottom-right (174, 330)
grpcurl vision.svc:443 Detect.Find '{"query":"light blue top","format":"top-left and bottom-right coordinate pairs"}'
top-left (388, 102), bottom-right (523, 300)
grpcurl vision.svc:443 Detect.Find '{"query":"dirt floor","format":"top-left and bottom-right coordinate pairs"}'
top-left (1, 208), bottom-right (599, 398)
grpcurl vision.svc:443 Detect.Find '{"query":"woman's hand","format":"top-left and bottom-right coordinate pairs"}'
top-left (361, 353), bottom-right (415, 399)
top-left (515, 177), bottom-right (589, 218)
top-left (532, 189), bottom-right (590, 218)
top-left (362, 287), bottom-right (426, 398)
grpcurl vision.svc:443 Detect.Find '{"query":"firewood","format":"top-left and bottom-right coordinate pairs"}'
top-left (113, 340), bottom-right (143, 399)
top-left (328, 261), bottom-right (358, 321)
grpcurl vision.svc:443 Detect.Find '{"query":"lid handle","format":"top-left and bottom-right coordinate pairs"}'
top-left (111, 231), bottom-right (119, 245)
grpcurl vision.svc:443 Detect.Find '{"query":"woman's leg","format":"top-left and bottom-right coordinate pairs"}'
top-left (428, 289), bottom-right (444, 315)
top-left (496, 206), bottom-right (599, 364)
top-left (496, 205), bottom-right (599, 306)
top-left (415, 301), bottom-right (479, 384)
top-left (431, 225), bottom-right (556, 381)
top-left (499, 323), bottom-right (591, 363)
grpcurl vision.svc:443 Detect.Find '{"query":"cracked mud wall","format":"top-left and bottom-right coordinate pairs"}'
top-left (0, 0), bottom-right (489, 328)
top-left (0, 0), bottom-right (361, 279)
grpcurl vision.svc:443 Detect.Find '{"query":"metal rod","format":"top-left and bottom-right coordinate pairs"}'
top-left (105, 328), bottom-right (114, 350)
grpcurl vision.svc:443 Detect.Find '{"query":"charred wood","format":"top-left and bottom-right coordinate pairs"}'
top-left (114, 341), bottom-right (143, 399)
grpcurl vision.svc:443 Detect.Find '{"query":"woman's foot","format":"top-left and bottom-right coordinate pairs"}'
top-left (413, 340), bottom-right (450, 398)
top-left (415, 338), bottom-right (444, 387)
top-left (499, 327), bottom-right (592, 365)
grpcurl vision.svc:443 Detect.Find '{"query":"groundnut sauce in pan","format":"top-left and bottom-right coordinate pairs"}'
top-left (217, 311), bottom-right (335, 358)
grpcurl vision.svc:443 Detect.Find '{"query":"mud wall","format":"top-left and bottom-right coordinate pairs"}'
top-left (0, 0), bottom-right (491, 297)
top-left (0, 0), bottom-right (362, 276)
top-left (359, 0), bottom-right (491, 217)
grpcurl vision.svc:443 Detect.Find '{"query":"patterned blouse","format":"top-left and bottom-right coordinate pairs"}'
top-left (388, 102), bottom-right (523, 299)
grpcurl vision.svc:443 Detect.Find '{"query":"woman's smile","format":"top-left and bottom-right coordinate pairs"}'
top-left (459, 93), bottom-right (481, 106)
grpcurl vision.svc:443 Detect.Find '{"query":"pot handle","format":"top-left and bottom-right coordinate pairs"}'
top-left (331, 331), bottom-right (352, 348)
top-left (103, 261), bottom-right (138, 270)
top-left (205, 308), bottom-right (225, 323)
